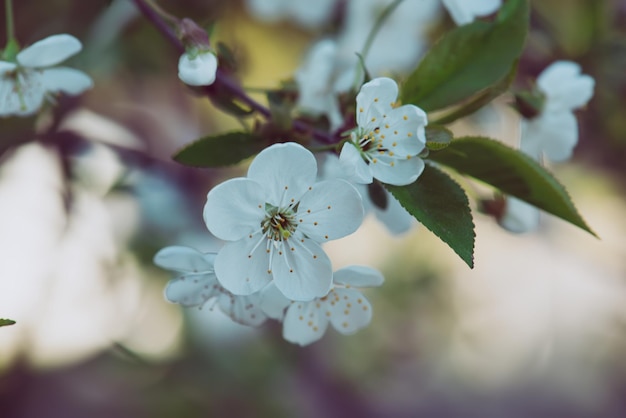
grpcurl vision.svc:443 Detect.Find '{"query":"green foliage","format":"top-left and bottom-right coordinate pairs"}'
top-left (173, 132), bottom-right (265, 167)
top-left (425, 126), bottom-right (453, 150)
top-left (401, 0), bottom-right (529, 111)
top-left (386, 164), bottom-right (475, 268)
top-left (428, 137), bottom-right (596, 235)
top-left (0, 318), bottom-right (16, 327)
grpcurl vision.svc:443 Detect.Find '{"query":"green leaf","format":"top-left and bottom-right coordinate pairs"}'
top-left (425, 125), bottom-right (453, 151)
top-left (401, 0), bottom-right (529, 111)
top-left (173, 131), bottom-right (265, 167)
top-left (428, 137), bottom-right (596, 236)
top-left (386, 164), bottom-right (475, 268)
top-left (0, 318), bottom-right (16, 327)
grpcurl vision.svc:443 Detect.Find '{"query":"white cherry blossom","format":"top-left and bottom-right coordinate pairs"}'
top-left (520, 61), bottom-right (594, 162)
top-left (245, 0), bottom-right (338, 30)
top-left (178, 50), bottom-right (218, 86)
top-left (499, 196), bottom-right (540, 234)
top-left (203, 143), bottom-right (364, 301)
top-left (442, 0), bottom-right (502, 25)
top-left (340, 77), bottom-right (427, 186)
top-left (260, 266), bottom-right (384, 346)
top-left (154, 246), bottom-right (267, 326)
top-left (0, 34), bottom-right (92, 117)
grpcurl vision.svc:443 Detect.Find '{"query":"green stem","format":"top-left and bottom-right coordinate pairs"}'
top-left (5, 0), bottom-right (15, 42)
top-left (360, 0), bottom-right (404, 61)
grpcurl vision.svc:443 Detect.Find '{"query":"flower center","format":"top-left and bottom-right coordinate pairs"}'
top-left (262, 203), bottom-right (297, 241)
top-left (353, 128), bottom-right (389, 162)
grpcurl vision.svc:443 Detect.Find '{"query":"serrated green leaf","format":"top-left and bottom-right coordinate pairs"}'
top-left (425, 125), bottom-right (453, 150)
top-left (173, 131), bottom-right (265, 167)
top-left (386, 164), bottom-right (475, 268)
top-left (0, 319), bottom-right (16, 327)
top-left (428, 137), bottom-right (596, 236)
top-left (401, 0), bottom-right (529, 111)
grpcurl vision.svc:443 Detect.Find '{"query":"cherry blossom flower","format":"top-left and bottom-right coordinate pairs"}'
top-left (442, 0), bottom-right (502, 25)
top-left (499, 196), bottom-right (540, 234)
top-left (203, 143), bottom-right (364, 301)
top-left (260, 266), bottom-right (384, 346)
top-left (340, 77), bottom-right (427, 186)
top-left (154, 246), bottom-right (268, 326)
top-left (520, 61), bottom-right (595, 162)
top-left (177, 50), bottom-right (218, 86)
top-left (0, 34), bottom-right (92, 117)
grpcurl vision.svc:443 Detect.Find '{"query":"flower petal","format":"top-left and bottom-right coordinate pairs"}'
top-left (297, 179), bottom-right (364, 241)
top-left (247, 142), bottom-right (318, 206)
top-left (203, 177), bottom-right (266, 241)
top-left (272, 238), bottom-right (332, 301)
top-left (521, 112), bottom-right (578, 162)
top-left (214, 235), bottom-right (273, 295)
top-left (339, 142), bottom-right (373, 184)
top-left (538, 61), bottom-right (595, 112)
top-left (164, 272), bottom-right (220, 307)
top-left (283, 301), bottom-right (329, 345)
top-left (499, 197), bottom-right (540, 233)
top-left (356, 77), bottom-right (398, 126)
top-left (333, 265), bottom-right (384, 288)
top-left (0, 70), bottom-right (46, 116)
top-left (442, 0), bottom-right (501, 25)
top-left (41, 67), bottom-right (93, 95)
top-left (217, 292), bottom-right (267, 326)
top-left (328, 288), bottom-right (372, 334)
top-left (379, 105), bottom-right (427, 157)
top-left (370, 155), bottom-right (424, 186)
top-left (154, 246), bottom-right (215, 273)
top-left (17, 34), bottom-right (82, 68)
top-left (259, 283), bottom-right (291, 320)
top-left (373, 191), bottom-right (414, 234)
top-left (178, 51), bottom-right (218, 86)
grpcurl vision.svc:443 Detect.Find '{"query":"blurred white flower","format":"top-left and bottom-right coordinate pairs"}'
top-left (520, 61), bottom-right (595, 162)
top-left (155, 246), bottom-right (268, 326)
top-left (260, 266), bottom-right (384, 346)
top-left (499, 196), bottom-right (540, 234)
top-left (442, 0), bottom-right (502, 25)
top-left (245, 0), bottom-right (338, 29)
top-left (203, 143), bottom-right (364, 301)
top-left (340, 77), bottom-right (427, 186)
top-left (178, 50), bottom-right (218, 86)
top-left (0, 34), bottom-right (92, 117)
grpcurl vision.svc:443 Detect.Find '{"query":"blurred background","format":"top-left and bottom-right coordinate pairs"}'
top-left (1, 0), bottom-right (626, 416)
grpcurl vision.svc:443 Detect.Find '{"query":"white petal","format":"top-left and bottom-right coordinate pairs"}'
top-left (41, 67), bottom-right (93, 95)
top-left (333, 265), bottom-right (384, 288)
top-left (217, 292), bottom-right (267, 326)
top-left (0, 70), bottom-right (46, 116)
top-left (538, 61), bottom-right (595, 112)
top-left (214, 235), bottom-right (273, 295)
top-left (297, 179), bottom-right (364, 241)
top-left (290, 0), bottom-right (337, 29)
top-left (259, 283), bottom-right (291, 320)
top-left (245, 0), bottom-right (285, 22)
top-left (17, 34), bottom-right (82, 68)
top-left (0, 61), bottom-right (17, 72)
top-left (247, 142), bottom-right (317, 206)
top-left (203, 178), bottom-right (266, 241)
top-left (442, 0), bottom-right (501, 25)
top-left (521, 112), bottom-right (578, 162)
top-left (328, 288), bottom-right (372, 334)
top-left (272, 238), bottom-right (332, 301)
top-left (283, 301), bottom-right (329, 345)
top-left (164, 272), bottom-right (220, 307)
top-left (379, 105), bottom-right (427, 157)
top-left (178, 51), bottom-right (218, 86)
top-left (373, 191), bottom-right (414, 234)
top-left (356, 77), bottom-right (398, 127)
top-left (153, 246), bottom-right (215, 273)
top-left (339, 142), bottom-right (373, 184)
top-left (370, 155), bottom-right (424, 186)
top-left (0, 77), bottom-right (21, 116)
top-left (499, 197), bottom-right (540, 233)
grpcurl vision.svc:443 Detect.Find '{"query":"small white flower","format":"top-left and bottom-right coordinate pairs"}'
top-left (520, 61), bottom-right (594, 162)
top-left (203, 143), bottom-right (364, 301)
top-left (442, 0), bottom-right (502, 25)
top-left (178, 50), bottom-right (218, 86)
top-left (499, 196), bottom-right (540, 233)
top-left (246, 0), bottom-right (338, 29)
top-left (154, 246), bottom-right (268, 326)
top-left (340, 77), bottom-right (427, 186)
top-left (0, 34), bottom-right (93, 117)
top-left (260, 266), bottom-right (384, 346)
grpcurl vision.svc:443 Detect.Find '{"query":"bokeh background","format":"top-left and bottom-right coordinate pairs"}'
top-left (1, 0), bottom-right (626, 416)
